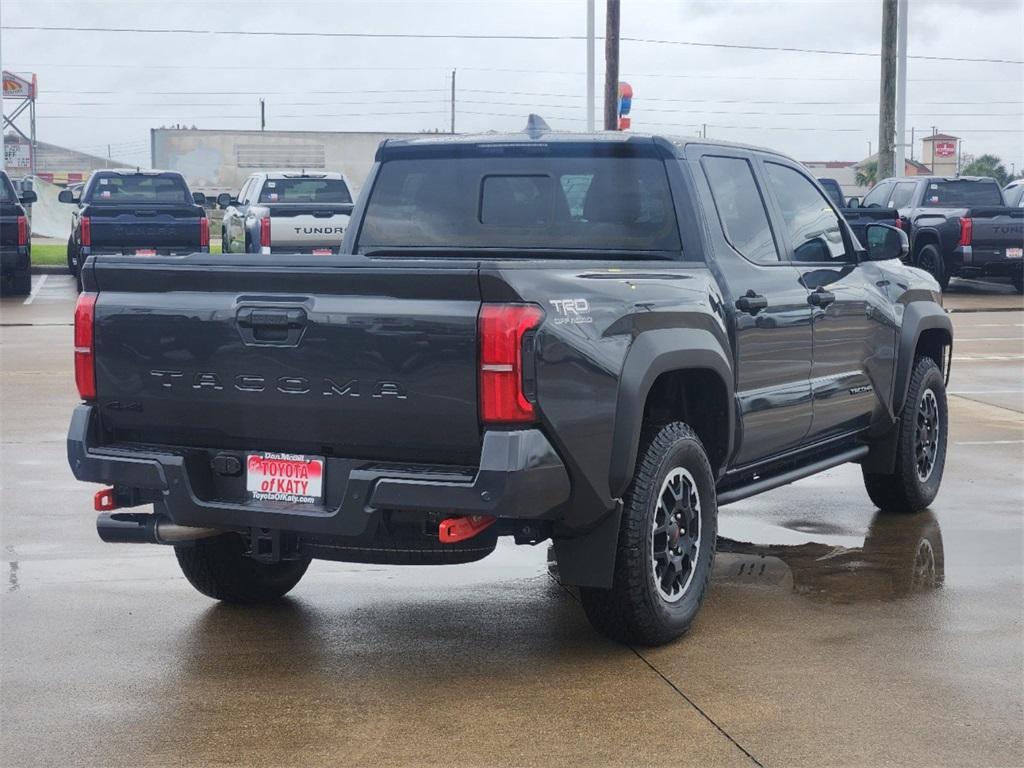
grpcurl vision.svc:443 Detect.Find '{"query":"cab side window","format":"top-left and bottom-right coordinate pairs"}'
top-left (701, 156), bottom-right (780, 265)
top-left (888, 181), bottom-right (917, 209)
top-left (861, 181), bottom-right (893, 208)
top-left (764, 162), bottom-right (850, 264)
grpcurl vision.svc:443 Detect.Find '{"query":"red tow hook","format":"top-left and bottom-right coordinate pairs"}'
top-left (94, 487), bottom-right (119, 512)
top-left (438, 515), bottom-right (497, 544)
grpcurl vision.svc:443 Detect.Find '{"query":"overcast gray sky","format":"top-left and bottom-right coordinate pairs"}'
top-left (2, 0), bottom-right (1022, 170)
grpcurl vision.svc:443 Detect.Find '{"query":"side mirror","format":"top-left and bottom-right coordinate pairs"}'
top-left (846, 197), bottom-right (860, 209)
top-left (58, 189), bottom-right (77, 204)
top-left (19, 190), bottom-right (37, 205)
top-left (192, 191), bottom-right (206, 205)
top-left (865, 223), bottom-right (909, 262)
top-left (216, 192), bottom-right (235, 208)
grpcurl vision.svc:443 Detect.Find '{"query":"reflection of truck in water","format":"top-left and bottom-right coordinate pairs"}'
top-left (716, 511), bottom-right (944, 601)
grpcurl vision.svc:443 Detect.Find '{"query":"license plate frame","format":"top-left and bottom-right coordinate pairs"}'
top-left (312, 248), bottom-right (333, 256)
top-left (1006, 247), bottom-right (1023, 260)
top-left (135, 248), bottom-right (157, 256)
top-left (246, 452), bottom-right (324, 505)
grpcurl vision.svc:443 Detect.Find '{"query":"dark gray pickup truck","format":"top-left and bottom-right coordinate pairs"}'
top-left (0, 170), bottom-right (37, 296)
top-left (68, 133), bottom-right (953, 645)
top-left (858, 175), bottom-right (1023, 292)
top-left (61, 169), bottom-right (209, 288)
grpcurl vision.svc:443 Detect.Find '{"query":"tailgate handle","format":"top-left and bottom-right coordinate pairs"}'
top-left (312, 210), bottom-right (334, 218)
top-left (237, 307), bottom-right (307, 346)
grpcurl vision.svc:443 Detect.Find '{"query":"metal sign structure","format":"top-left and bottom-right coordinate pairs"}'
top-left (2, 71), bottom-right (38, 176)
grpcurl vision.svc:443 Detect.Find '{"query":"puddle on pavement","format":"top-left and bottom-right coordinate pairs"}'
top-left (714, 510), bottom-right (943, 603)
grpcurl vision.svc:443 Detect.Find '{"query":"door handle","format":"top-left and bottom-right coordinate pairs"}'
top-left (808, 287), bottom-right (836, 308)
top-left (735, 290), bottom-right (768, 315)
top-left (237, 307), bottom-right (307, 346)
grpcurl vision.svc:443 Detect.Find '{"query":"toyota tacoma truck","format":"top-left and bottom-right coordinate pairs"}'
top-left (67, 132), bottom-right (952, 646)
top-left (859, 175), bottom-right (1024, 293)
top-left (60, 169), bottom-right (209, 288)
top-left (218, 171), bottom-right (353, 255)
top-left (0, 170), bottom-right (37, 296)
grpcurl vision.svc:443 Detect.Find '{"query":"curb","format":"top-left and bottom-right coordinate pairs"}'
top-left (31, 265), bottom-right (70, 275)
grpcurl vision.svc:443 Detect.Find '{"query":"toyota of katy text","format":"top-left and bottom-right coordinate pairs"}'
top-left (218, 171), bottom-right (353, 255)
top-left (67, 132), bottom-right (952, 646)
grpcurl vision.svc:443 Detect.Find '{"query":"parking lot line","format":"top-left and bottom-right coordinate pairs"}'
top-left (22, 274), bottom-right (48, 306)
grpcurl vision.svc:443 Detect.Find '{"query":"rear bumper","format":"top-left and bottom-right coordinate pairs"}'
top-left (0, 246), bottom-right (29, 272)
top-left (955, 245), bottom-right (1023, 275)
top-left (84, 246), bottom-right (210, 256)
top-left (67, 404), bottom-right (570, 537)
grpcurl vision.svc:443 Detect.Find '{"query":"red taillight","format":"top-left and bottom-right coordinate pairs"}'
top-left (75, 293), bottom-right (97, 400)
top-left (259, 217), bottom-right (271, 248)
top-left (893, 217), bottom-right (903, 230)
top-left (958, 217), bottom-right (973, 247)
top-left (80, 215), bottom-right (91, 247)
top-left (199, 216), bottom-right (209, 248)
top-left (479, 303), bottom-right (544, 424)
top-left (17, 215), bottom-right (27, 246)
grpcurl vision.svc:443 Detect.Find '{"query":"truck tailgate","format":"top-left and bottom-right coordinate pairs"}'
top-left (966, 207), bottom-right (1024, 249)
top-left (89, 205), bottom-right (203, 252)
top-left (267, 204), bottom-right (351, 252)
top-left (90, 255), bottom-right (482, 465)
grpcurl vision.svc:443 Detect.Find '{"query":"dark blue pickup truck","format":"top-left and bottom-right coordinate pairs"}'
top-left (61, 170), bottom-right (208, 288)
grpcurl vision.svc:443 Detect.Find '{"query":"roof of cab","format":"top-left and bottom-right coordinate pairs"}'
top-left (377, 130), bottom-right (792, 162)
top-left (261, 170), bottom-right (347, 180)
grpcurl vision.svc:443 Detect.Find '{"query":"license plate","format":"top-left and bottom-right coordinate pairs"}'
top-left (1007, 247), bottom-right (1023, 259)
top-left (246, 452), bottom-right (324, 505)
top-left (135, 248), bottom-right (157, 256)
top-left (312, 248), bottom-right (333, 256)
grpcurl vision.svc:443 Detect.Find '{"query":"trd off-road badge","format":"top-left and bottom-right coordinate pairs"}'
top-left (549, 298), bottom-right (593, 325)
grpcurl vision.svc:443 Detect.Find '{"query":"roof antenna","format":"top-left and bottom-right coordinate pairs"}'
top-left (524, 114), bottom-right (550, 139)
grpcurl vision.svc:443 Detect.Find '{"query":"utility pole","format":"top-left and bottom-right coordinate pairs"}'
top-left (603, 0), bottom-right (620, 131)
top-left (107, 144), bottom-right (111, 169)
top-left (701, 123), bottom-right (707, 139)
top-left (910, 126), bottom-right (915, 161)
top-left (877, 0), bottom-right (897, 180)
top-left (894, 0), bottom-right (908, 177)
top-left (259, 98), bottom-right (265, 131)
top-left (450, 69), bottom-right (456, 134)
top-left (586, 0), bottom-right (595, 131)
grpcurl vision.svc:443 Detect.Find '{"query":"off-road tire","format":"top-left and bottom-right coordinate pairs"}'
top-left (579, 422), bottom-right (717, 646)
top-left (916, 244), bottom-right (949, 291)
top-left (863, 356), bottom-right (948, 513)
top-left (175, 533), bottom-right (311, 603)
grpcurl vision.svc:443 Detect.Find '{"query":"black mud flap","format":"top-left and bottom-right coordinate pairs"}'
top-left (551, 503), bottom-right (622, 589)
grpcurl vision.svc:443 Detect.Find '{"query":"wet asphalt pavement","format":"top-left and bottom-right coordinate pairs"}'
top-left (1, 275), bottom-right (1022, 767)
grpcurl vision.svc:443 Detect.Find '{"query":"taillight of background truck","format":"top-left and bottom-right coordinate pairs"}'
top-left (17, 215), bottom-right (27, 246)
top-left (894, 217), bottom-right (903, 230)
top-left (259, 217), bottom-right (271, 254)
top-left (478, 304), bottom-right (543, 424)
top-left (74, 293), bottom-right (98, 400)
top-left (958, 217), bottom-right (973, 247)
top-left (199, 217), bottom-right (209, 249)
top-left (80, 216), bottom-right (91, 247)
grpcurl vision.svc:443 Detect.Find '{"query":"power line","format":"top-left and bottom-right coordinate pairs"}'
top-left (3, 24), bottom-right (1021, 64)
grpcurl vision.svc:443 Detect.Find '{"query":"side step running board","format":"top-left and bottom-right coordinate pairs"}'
top-left (716, 445), bottom-right (869, 507)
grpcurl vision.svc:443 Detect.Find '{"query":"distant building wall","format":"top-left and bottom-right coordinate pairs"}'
top-left (151, 128), bottom-right (424, 196)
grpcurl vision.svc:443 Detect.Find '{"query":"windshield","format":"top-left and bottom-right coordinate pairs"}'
top-left (921, 180), bottom-right (1003, 207)
top-left (86, 174), bottom-right (191, 205)
top-left (258, 178), bottom-right (352, 204)
top-left (357, 156), bottom-right (681, 254)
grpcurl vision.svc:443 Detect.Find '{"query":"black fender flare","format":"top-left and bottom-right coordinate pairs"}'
top-left (910, 226), bottom-right (943, 259)
top-left (893, 301), bottom-right (953, 415)
top-left (608, 328), bottom-right (734, 498)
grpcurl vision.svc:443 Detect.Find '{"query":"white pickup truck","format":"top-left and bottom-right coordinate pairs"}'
top-left (217, 171), bottom-right (353, 254)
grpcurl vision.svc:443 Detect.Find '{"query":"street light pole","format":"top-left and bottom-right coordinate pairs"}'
top-left (586, 0), bottom-right (595, 132)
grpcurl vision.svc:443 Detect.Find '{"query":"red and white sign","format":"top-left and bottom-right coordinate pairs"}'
top-left (247, 452), bottom-right (324, 504)
top-left (2, 71), bottom-right (37, 99)
top-left (934, 141), bottom-right (956, 158)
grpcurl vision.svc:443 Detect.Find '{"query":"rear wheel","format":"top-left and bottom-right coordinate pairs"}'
top-left (1012, 271), bottom-right (1023, 295)
top-left (916, 244), bottom-right (949, 291)
top-left (863, 356), bottom-right (948, 513)
top-left (579, 422), bottom-right (717, 646)
top-left (175, 533), bottom-right (311, 603)
top-left (221, 228), bottom-right (229, 253)
top-left (67, 236), bottom-right (79, 275)
top-left (9, 269), bottom-right (31, 296)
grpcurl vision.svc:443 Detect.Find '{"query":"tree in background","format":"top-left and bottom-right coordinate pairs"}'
top-left (961, 154), bottom-right (1012, 186)
top-left (856, 160), bottom-right (878, 188)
